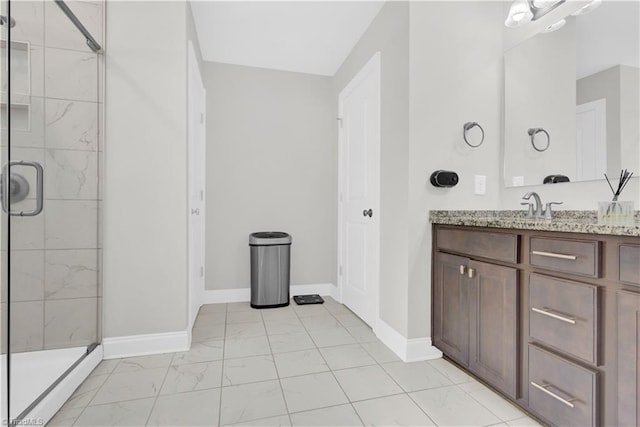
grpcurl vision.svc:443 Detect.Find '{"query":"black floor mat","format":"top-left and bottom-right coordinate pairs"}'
top-left (293, 294), bottom-right (325, 305)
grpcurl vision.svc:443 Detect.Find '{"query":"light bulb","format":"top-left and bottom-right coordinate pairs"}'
top-left (505, 0), bottom-right (534, 28)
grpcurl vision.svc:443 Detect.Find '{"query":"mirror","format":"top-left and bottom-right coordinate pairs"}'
top-left (503, 1), bottom-right (639, 187)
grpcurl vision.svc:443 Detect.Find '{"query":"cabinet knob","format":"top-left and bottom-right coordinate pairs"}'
top-left (467, 268), bottom-right (475, 278)
top-left (459, 265), bottom-right (466, 275)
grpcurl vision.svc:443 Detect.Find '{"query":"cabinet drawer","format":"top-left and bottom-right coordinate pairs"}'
top-left (529, 274), bottom-right (598, 364)
top-left (529, 237), bottom-right (600, 277)
top-left (529, 345), bottom-right (597, 427)
top-left (436, 228), bottom-right (517, 263)
top-left (619, 244), bottom-right (640, 286)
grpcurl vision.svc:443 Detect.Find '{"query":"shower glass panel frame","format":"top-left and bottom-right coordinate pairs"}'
top-left (1, 0), bottom-right (103, 423)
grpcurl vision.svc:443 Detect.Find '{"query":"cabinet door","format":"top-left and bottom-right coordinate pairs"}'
top-left (433, 252), bottom-right (469, 366)
top-left (617, 290), bottom-right (640, 426)
top-left (468, 260), bottom-right (518, 398)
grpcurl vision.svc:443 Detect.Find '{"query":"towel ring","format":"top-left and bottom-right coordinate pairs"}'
top-left (528, 128), bottom-right (550, 152)
top-left (463, 122), bottom-right (484, 148)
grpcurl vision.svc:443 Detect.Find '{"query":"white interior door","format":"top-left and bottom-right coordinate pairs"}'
top-left (338, 53), bottom-right (380, 328)
top-left (576, 98), bottom-right (607, 181)
top-left (188, 41), bottom-right (206, 330)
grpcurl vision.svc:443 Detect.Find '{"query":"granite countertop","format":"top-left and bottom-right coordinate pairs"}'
top-left (429, 210), bottom-right (640, 237)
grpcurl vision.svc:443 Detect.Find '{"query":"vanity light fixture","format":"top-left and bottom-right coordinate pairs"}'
top-left (571, 0), bottom-right (602, 16)
top-left (505, 0), bottom-right (566, 28)
top-left (541, 18), bottom-right (566, 33)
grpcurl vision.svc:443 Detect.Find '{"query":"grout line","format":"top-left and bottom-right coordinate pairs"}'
top-left (217, 303), bottom-right (228, 427)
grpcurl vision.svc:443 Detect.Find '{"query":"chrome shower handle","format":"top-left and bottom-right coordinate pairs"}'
top-left (2, 160), bottom-right (44, 216)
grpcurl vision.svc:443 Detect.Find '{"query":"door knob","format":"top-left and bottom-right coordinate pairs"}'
top-left (362, 208), bottom-right (373, 218)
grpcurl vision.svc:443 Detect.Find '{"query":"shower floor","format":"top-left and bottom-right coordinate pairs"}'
top-left (9, 346), bottom-right (86, 418)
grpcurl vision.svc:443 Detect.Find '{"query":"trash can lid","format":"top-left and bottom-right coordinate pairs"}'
top-left (249, 232), bottom-right (292, 246)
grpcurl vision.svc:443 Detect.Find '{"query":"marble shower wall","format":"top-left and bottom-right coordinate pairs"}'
top-left (6, 1), bottom-right (103, 353)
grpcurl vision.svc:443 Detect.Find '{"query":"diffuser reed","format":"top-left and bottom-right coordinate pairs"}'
top-left (599, 169), bottom-right (634, 225)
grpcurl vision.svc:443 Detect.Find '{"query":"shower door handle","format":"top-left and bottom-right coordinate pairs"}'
top-left (2, 160), bottom-right (44, 216)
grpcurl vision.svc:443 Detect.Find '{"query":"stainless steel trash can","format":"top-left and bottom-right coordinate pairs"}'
top-left (249, 232), bottom-right (292, 308)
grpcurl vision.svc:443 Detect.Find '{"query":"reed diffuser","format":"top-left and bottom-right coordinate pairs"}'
top-left (599, 169), bottom-right (634, 225)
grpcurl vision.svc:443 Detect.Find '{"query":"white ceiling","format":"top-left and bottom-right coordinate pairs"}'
top-left (190, 1), bottom-right (385, 76)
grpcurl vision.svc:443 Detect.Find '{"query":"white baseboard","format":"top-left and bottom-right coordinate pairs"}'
top-left (374, 318), bottom-right (442, 362)
top-left (102, 331), bottom-right (190, 359)
top-left (203, 283), bottom-right (337, 304)
top-left (28, 345), bottom-right (103, 425)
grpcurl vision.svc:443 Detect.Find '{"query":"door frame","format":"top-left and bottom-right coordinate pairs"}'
top-left (187, 40), bottom-right (206, 331)
top-left (337, 51), bottom-right (381, 328)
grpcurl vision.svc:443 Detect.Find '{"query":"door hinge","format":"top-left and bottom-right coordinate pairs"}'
top-left (337, 117), bottom-right (343, 128)
top-left (200, 190), bottom-right (204, 201)
top-left (200, 266), bottom-right (204, 277)
top-left (200, 113), bottom-right (204, 124)
top-left (339, 265), bottom-right (343, 276)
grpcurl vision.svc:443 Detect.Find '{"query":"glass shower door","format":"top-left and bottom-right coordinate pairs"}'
top-left (1, 0), bottom-right (102, 421)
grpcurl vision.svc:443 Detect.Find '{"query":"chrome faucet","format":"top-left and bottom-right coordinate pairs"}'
top-left (521, 192), bottom-right (563, 219)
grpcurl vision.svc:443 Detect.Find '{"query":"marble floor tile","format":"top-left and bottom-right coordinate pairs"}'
top-left (222, 414), bottom-right (292, 427)
top-left (224, 335), bottom-right (271, 359)
top-left (264, 318), bottom-right (306, 335)
top-left (427, 357), bottom-right (474, 384)
top-left (90, 367), bottom-right (167, 405)
top-left (222, 354), bottom-right (278, 386)
top-left (200, 303), bottom-right (227, 314)
top-left (344, 325), bottom-right (378, 343)
top-left (260, 307), bottom-right (298, 322)
top-left (353, 394), bottom-right (436, 426)
top-left (268, 331), bottom-right (316, 354)
top-left (410, 385), bottom-right (502, 427)
top-left (219, 380), bottom-right (288, 425)
top-left (333, 312), bottom-right (367, 328)
top-left (292, 304), bottom-right (330, 318)
top-left (47, 406), bottom-right (83, 427)
top-left (273, 349), bottom-right (329, 378)
top-left (381, 360), bottom-right (453, 392)
top-left (113, 354), bottom-right (173, 374)
top-left (225, 321), bottom-right (266, 339)
top-left (160, 360), bottom-right (223, 394)
top-left (171, 340), bottom-right (224, 365)
top-left (465, 385), bottom-right (528, 421)
top-left (89, 359), bottom-right (120, 376)
top-left (62, 373), bottom-right (108, 409)
top-left (299, 314), bottom-right (343, 331)
top-left (147, 388), bottom-right (221, 426)
top-left (307, 327), bottom-right (357, 348)
top-left (226, 302), bottom-right (255, 313)
top-left (319, 344), bottom-right (376, 371)
top-left (289, 404), bottom-right (363, 427)
top-left (359, 341), bottom-right (402, 364)
top-left (280, 372), bottom-right (349, 413)
top-left (506, 415), bottom-right (544, 426)
top-left (194, 312), bottom-right (226, 329)
top-left (192, 323), bottom-right (226, 343)
top-left (333, 365), bottom-right (403, 402)
top-left (226, 310), bottom-right (263, 324)
top-left (74, 398), bottom-right (155, 426)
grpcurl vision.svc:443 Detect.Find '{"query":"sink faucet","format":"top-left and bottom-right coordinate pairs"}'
top-left (521, 192), bottom-right (563, 219)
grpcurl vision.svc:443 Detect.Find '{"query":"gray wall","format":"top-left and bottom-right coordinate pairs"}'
top-left (104, 1), bottom-right (191, 337)
top-left (332, 2), bottom-right (410, 335)
top-left (203, 62), bottom-right (336, 291)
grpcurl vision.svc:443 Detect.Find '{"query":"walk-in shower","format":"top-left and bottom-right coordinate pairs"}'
top-left (0, 0), bottom-right (103, 423)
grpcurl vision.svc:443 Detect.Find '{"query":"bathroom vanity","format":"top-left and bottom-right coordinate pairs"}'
top-left (430, 211), bottom-right (640, 427)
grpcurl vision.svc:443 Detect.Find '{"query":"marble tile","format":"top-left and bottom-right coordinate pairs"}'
top-left (200, 303), bottom-right (227, 314)
top-left (193, 311), bottom-right (226, 329)
top-left (45, 200), bottom-right (98, 249)
top-left (224, 335), bottom-right (271, 359)
top-left (90, 368), bottom-right (167, 405)
top-left (333, 365), bottom-right (403, 402)
top-left (319, 344), bottom-right (376, 371)
top-left (45, 148), bottom-right (98, 199)
top-left (114, 354), bottom-right (173, 374)
top-left (506, 415), bottom-right (544, 426)
top-left (171, 340), bottom-right (224, 365)
top-left (290, 404), bottom-right (363, 427)
top-left (264, 318), bottom-right (306, 335)
top-left (273, 349), bottom-right (329, 378)
top-left (333, 312), bottom-right (367, 328)
top-left (147, 388), bottom-right (220, 426)
top-left (46, 99), bottom-right (98, 151)
top-left (90, 359), bottom-right (120, 376)
top-left (292, 304), bottom-right (329, 318)
top-left (353, 394), bottom-right (436, 426)
top-left (381, 360), bottom-right (454, 392)
top-left (44, 298), bottom-right (97, 349)
top-left (360, 341), bottom-right (401, 363)
top-left (75, 398), bottom-right (155, 426)
top-left (427, 358), bottom-right (474, 384)
top-left (323, 303), bottom-right (354, 316)
top-left (280, 372), bottom-right (349, 413)
top-left (45, 1), bottom-right (102, 51)
top-left (10, 301), bottom-right (44, 352)
top-left (10, 250), bottom-right (45, 302)
top-left (268, 331), bottom-right (316, 354)
top-left (160, 360), bottom-right (223, 394)
top-left (226, 302), bottom-right (254, 312)
top-left (219, 380), bottom-right (287, 425)
top-left (222, 354), bottom-right (278, 386)
top-left (307, 327), bottom-right (356, 348)
top-left (45, 48), bottom-right (98, 102)
top-left (47, 406), bottom-right (83, 426)
top-left (63, 373), bottom-right (108, 409)
top-left (44, 249), bottom-right (98, 300)
top-left (225, 321), bottom-right (266, 339)
top-left (260, 307), bottom-right (297, 321)
top-left (10, 212), bottom-right (44, 250)
top-left (465, 385), bottom-right (528, 421)
top-left (344, 325), bottom-right (378, 343)
top-left (10, 1), bottom-right (45, 46)
top-left (410, 385), bottom-right (501, 427)
top-left (12, 97), bottom-right (45, 148)
top-left (226, 309), bottom-right (262, 324)
top-left (299, 314), bottom-right (343, 331)
top-left (192, 323), bottom-right (226, 343)
top-left (222, 414), bottom-right (291, 427)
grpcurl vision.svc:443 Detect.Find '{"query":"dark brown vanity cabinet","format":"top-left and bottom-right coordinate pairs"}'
top-left (433, 229), bottom-right (518, 398)
top-left (432, 224), bottom-right (640, 427)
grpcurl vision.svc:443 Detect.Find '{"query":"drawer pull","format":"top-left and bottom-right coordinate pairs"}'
top-left (531, 307), bottom-right (576, 324)
top-left (531, 250), bottom-right (577, 261)
top-left (531, 381), bottom-right (576, 408)
top-left (459, 265), bottom-right (466, 275)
